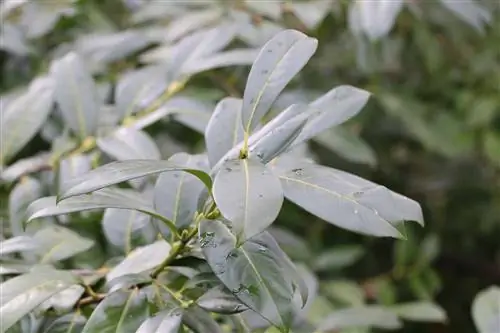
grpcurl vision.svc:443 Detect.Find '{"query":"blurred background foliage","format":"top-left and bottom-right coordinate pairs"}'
top-left (1, 1), bottom-right (499, 332)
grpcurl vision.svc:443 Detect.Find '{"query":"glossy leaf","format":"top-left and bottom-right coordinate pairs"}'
top-left (8, 177), bottom-right (42, 236)
top-left (0, 152), bottom-right (51, 183)
top-left (97, 128), bottom-right (161, 161)
top-left (278, 163), bottom-right (424, 237)
top-left (241, 29), bottom-right (318, 133)
top-left (205, 98), bottom-right (244, 167)
top-left (0, 76), bottom-right (53, 164)
top-left (318, 306), bottom-right (403, 332)
top-left (0, 268), bottom-right (78, 332)
top-left (0, 236), bottom-right (36, 257)
top-left (58, 160), bottom-right (212, 201)
top-left (181, 48), bottom-right (259, 75)
top-left (31, 225), bottom-right (94, 264)
top-left (440, 0), bottom-right (492, 32)
top-left (183, 305), bottom-right (223, 333)
top-left (391, 302), bottom-right (447, 323)
top-left (106, 240), bottom-right (171, 282)
top-left (350, 0), bottom-right (404, 41)
top-left (291, 85), bottom-right (371, 148)
top-left (200, 219), bottom-right (307, 331)
top-left (197, 285), bottom-right (248, 314)
top-left (50, 52), bottom-right (100, 139)
top-left (136, 308), bottom-right (183, 333)
top-left (154, 153), bottom-right (208, 232)
top-left (289, 0), bottom-right (332, 29)
top-left (81, 289), bottom-right (149, 333)
top-left (42, 312), bottom-right (86, 333)
top-left (58, 155), bottom-right (91, 194)
top-left (38, 285), bottom-right (85, 314)
top-left (213, 158), bottom-right (283, 242)
top-left (472, 286), bottom-right (500, 333)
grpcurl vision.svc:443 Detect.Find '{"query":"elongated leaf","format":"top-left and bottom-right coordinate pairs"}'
top-left (82, 289), bottom-right (149, 333)
top-left (0, 152), bottom-right (51, 183)
top-left (0, 269), bottom-right (78, 332)
top-left (440, 0), bottom-right (492, 32)
top-left (97, 128), bottom-right (161, 161)
top-left (164, 8), bottom-right (222, 43)
top-left (181, 48), bottom-right (260, 75)
top-left (102, 208), bottom-right (156, 254)
top-left (58, 155), bottom-right (91, 194)
top-left (278, 163), bottom-right (424, 238)
top-left (50, 52), bottom-right (100, 139)
top-left (249, 110), bottom-right (309, 164)
top-left (42, 312), bottom-right (86, 333)
top-left (352, 0), bottom-right (405, 41)
top-left (391, 302), bottom-right (447, 323)
top-left (0, 236), bottom-right (36, 257)
top-left (8, 177), bottom-right (42, 236)
top-left (136, 308), bottom-right (183, 333)
top-left (241, 29), bottom-right (318, 133)
top-left (32, 225), bottom-right (94, 263)
top-left (38, 285), bottom-right (85, 313)
top-left (213, 158), bottom-right (283, 242)
top-left (183, 306), bottom-right (223, 333)
top-left (289, 0), bottom-right (332, 29)
top-left (197, 285), bottom-right (248, 314)
top-left (318, 306), bottom-right (403, 331)
top-left (312, 246), bottom-right (364, 272)
top-left (291, 85), bottom-right (371, 148)
top-left (200, 219), bottom-right (307, 331)
top-left (106, 240), bottom-right (172, 282)
top-left (472, 286), bottom-right (500, 333)
top-left (26, 188), bottom-right (167, 226)
top-left (1, 77), bottom-right (53, 164)
top-left (58, 160), bottom-right (212, 201)
top-left (205, 98), bottom-right (244, 167)
top-left (154, 153), bottom-right (208, 232)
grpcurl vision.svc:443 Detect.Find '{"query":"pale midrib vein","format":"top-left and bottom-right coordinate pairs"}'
top-left (280, 175), bottom-right (391, 225)
top-left (116, 289), bottom-right (137, 332)
top-left (125, 210), bottom-right (136, 255)
top-left (41, 239), bottom-right (68, 264)
top-left (3, 279), bottom-right (72, 309)
top-left (242, 159), bottom-right (250, 236)
top-left (245, 37), bottom-right (305, 133)
top-left (173, 157), bottom-right (191, 225)
top-left (67, 62), bottom-right (87, 139)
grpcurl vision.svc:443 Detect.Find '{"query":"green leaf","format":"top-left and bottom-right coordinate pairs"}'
top-left (289, 0), bottom-right (332, 29)
top-left (472, 286), bottom-right (500, 333)
top-left (278, 164), bottom-right (419, 238)
top-left (42, 312), bottom-right (86, 333)
top-left (58, 155), bottom-right (92, 194)
top-left (0, 268), bottom-right (78, 332)
top-left (312, 246), bottom-right (364, 272)
top-left (291, 86), bottom-right (371, 149)
top-left (97, 128), bottom-right (161, 161)
top-left (58, 160), bottom-right (212, 201)
top-left (197, 285), bottom-right (248, 314)
top-left (136, 308), bottom-right (183, 333)
top-left (323, 280), bottom-right (365, 306)
top-left (318, 306), bottom-right (403, 332)
top-left (200, 219), bottom-right (307, 331)
top-left (213, 158), bottom-right (283, 242)
top-left (391, 302), bottom-right (447, 323)
top-left (0, 236), bottom-right (36, 257)
top-left (205, 97), bottom-right (244, 167)
top-left (241, 29), bottom-right (318, 133)
top-left (439, 0), bottom-right (492, 32)
top-left (50, 52), bottom-right (100, 140)
top-left (31, 225), bottom-right (94, 264)
top-left (182, 48), bottom-right (260, 76)
top-left (38, 285), bottom-right (85, 314)
top-left (106, 240), bottom-right (172, 282)
top-left (0, 76), bottom-right (53, 165)
top-left (81, 289), bottom-right (149, 333)
top-left (0, 152), bottom-right (51, 183)
top-left (182, 305), bottom-right (223, 333)
top-left (268, 227), bottom-right (312, 261)
top-left (154, 153), bottom-right (208, 233)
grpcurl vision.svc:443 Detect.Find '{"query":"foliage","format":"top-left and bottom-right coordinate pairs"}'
top-left (1, 1), bottom-right (499, 333)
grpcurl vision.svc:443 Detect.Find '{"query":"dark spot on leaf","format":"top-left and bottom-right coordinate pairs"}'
top-left (291, 168), bottom-right (303, 176)
top-left (261, 69), bottom-right (269, 75)
top-left (225, 167), bottom-right (232, 172)
top-left (258, 194), bottom-right (263, 198)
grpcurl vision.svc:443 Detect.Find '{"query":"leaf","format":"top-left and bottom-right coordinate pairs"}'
top-left (136, 308), bottom-right (183, 333)
top-left (42, 312), bottom-right (86, 333)
top-left (164, 8), bottom-right (222, 43)
top-left (0, 268), bottom-right (78, 332)
top-left (312, 246), bottom-right (364, 272)
top-left (181, 48), bottom-right (260, 75)
top-left (318, 306), bottom-right (403, 332)
top-left (50, 52), bottom-right (100, 140)
top-left (200, 219), bottom-right (307, 331)
top-left (323, 280), bottom-right (365, 306)
top-left (102, 208), bottom-right (156, 254)
top-left (278, 163), bottom-right (423, 238)
top-left (154, 153), bottom-right (208, 232)
top-left (267, 227), bottom-right (312, 261)
top-left (81, 289), bottom-right (149, 333)
top-left (391, 302), bottom-right (447, 323)
top-left (0, 76), bottom-right (53, 165)
top-left (183, 305), bottom-right (223, 333)
top-left (97, 128), bottom-right (161, 162)
top-left (197, 285), bottom-right (248, 314)
top-left (248, 107), bottom-right (309, 164)
top-left (350, 0), bottom-right (404, 41)
top-left (26, 188), bottom-right (170, 230)
top-left (38, 285), bottom-right (85, 314)
top-left (472, 286), bottom-right (500, 333)
top-left (439, 0), bottom-right (492, 32)
top-left (58, 155), bottom-right (92, 194)
top-left (106, 240), bottom-right (172, 282)
top-left (58, 160), bottom-right (212, 201)
top-left (31, 225), bottom-right (94, 264)
top-left (0, 152), bottom-right (51, 183)
top-left (213, 158), bottom-right (283, 242)
top-left (241, 29), bottom-right (318, 133)
top-left (0, 236), bottom-right (36, 257)
top-left (8, 177), bottom-right (43, 236)
top-left (205, 97), bottom-right (244, 167)
top-left (289, 0), bottom-right (332, 30)
top-left (291, 86), bottom-right (371, 149)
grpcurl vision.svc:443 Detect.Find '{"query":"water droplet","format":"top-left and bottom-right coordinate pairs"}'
top-left (374, 210), bottom-right (379, 215)
top-left (354, 209), bottom-right (359, 214)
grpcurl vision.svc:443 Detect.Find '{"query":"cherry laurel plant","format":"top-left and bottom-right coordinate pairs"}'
top-left (2, 29), bottom-right (429, 333)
